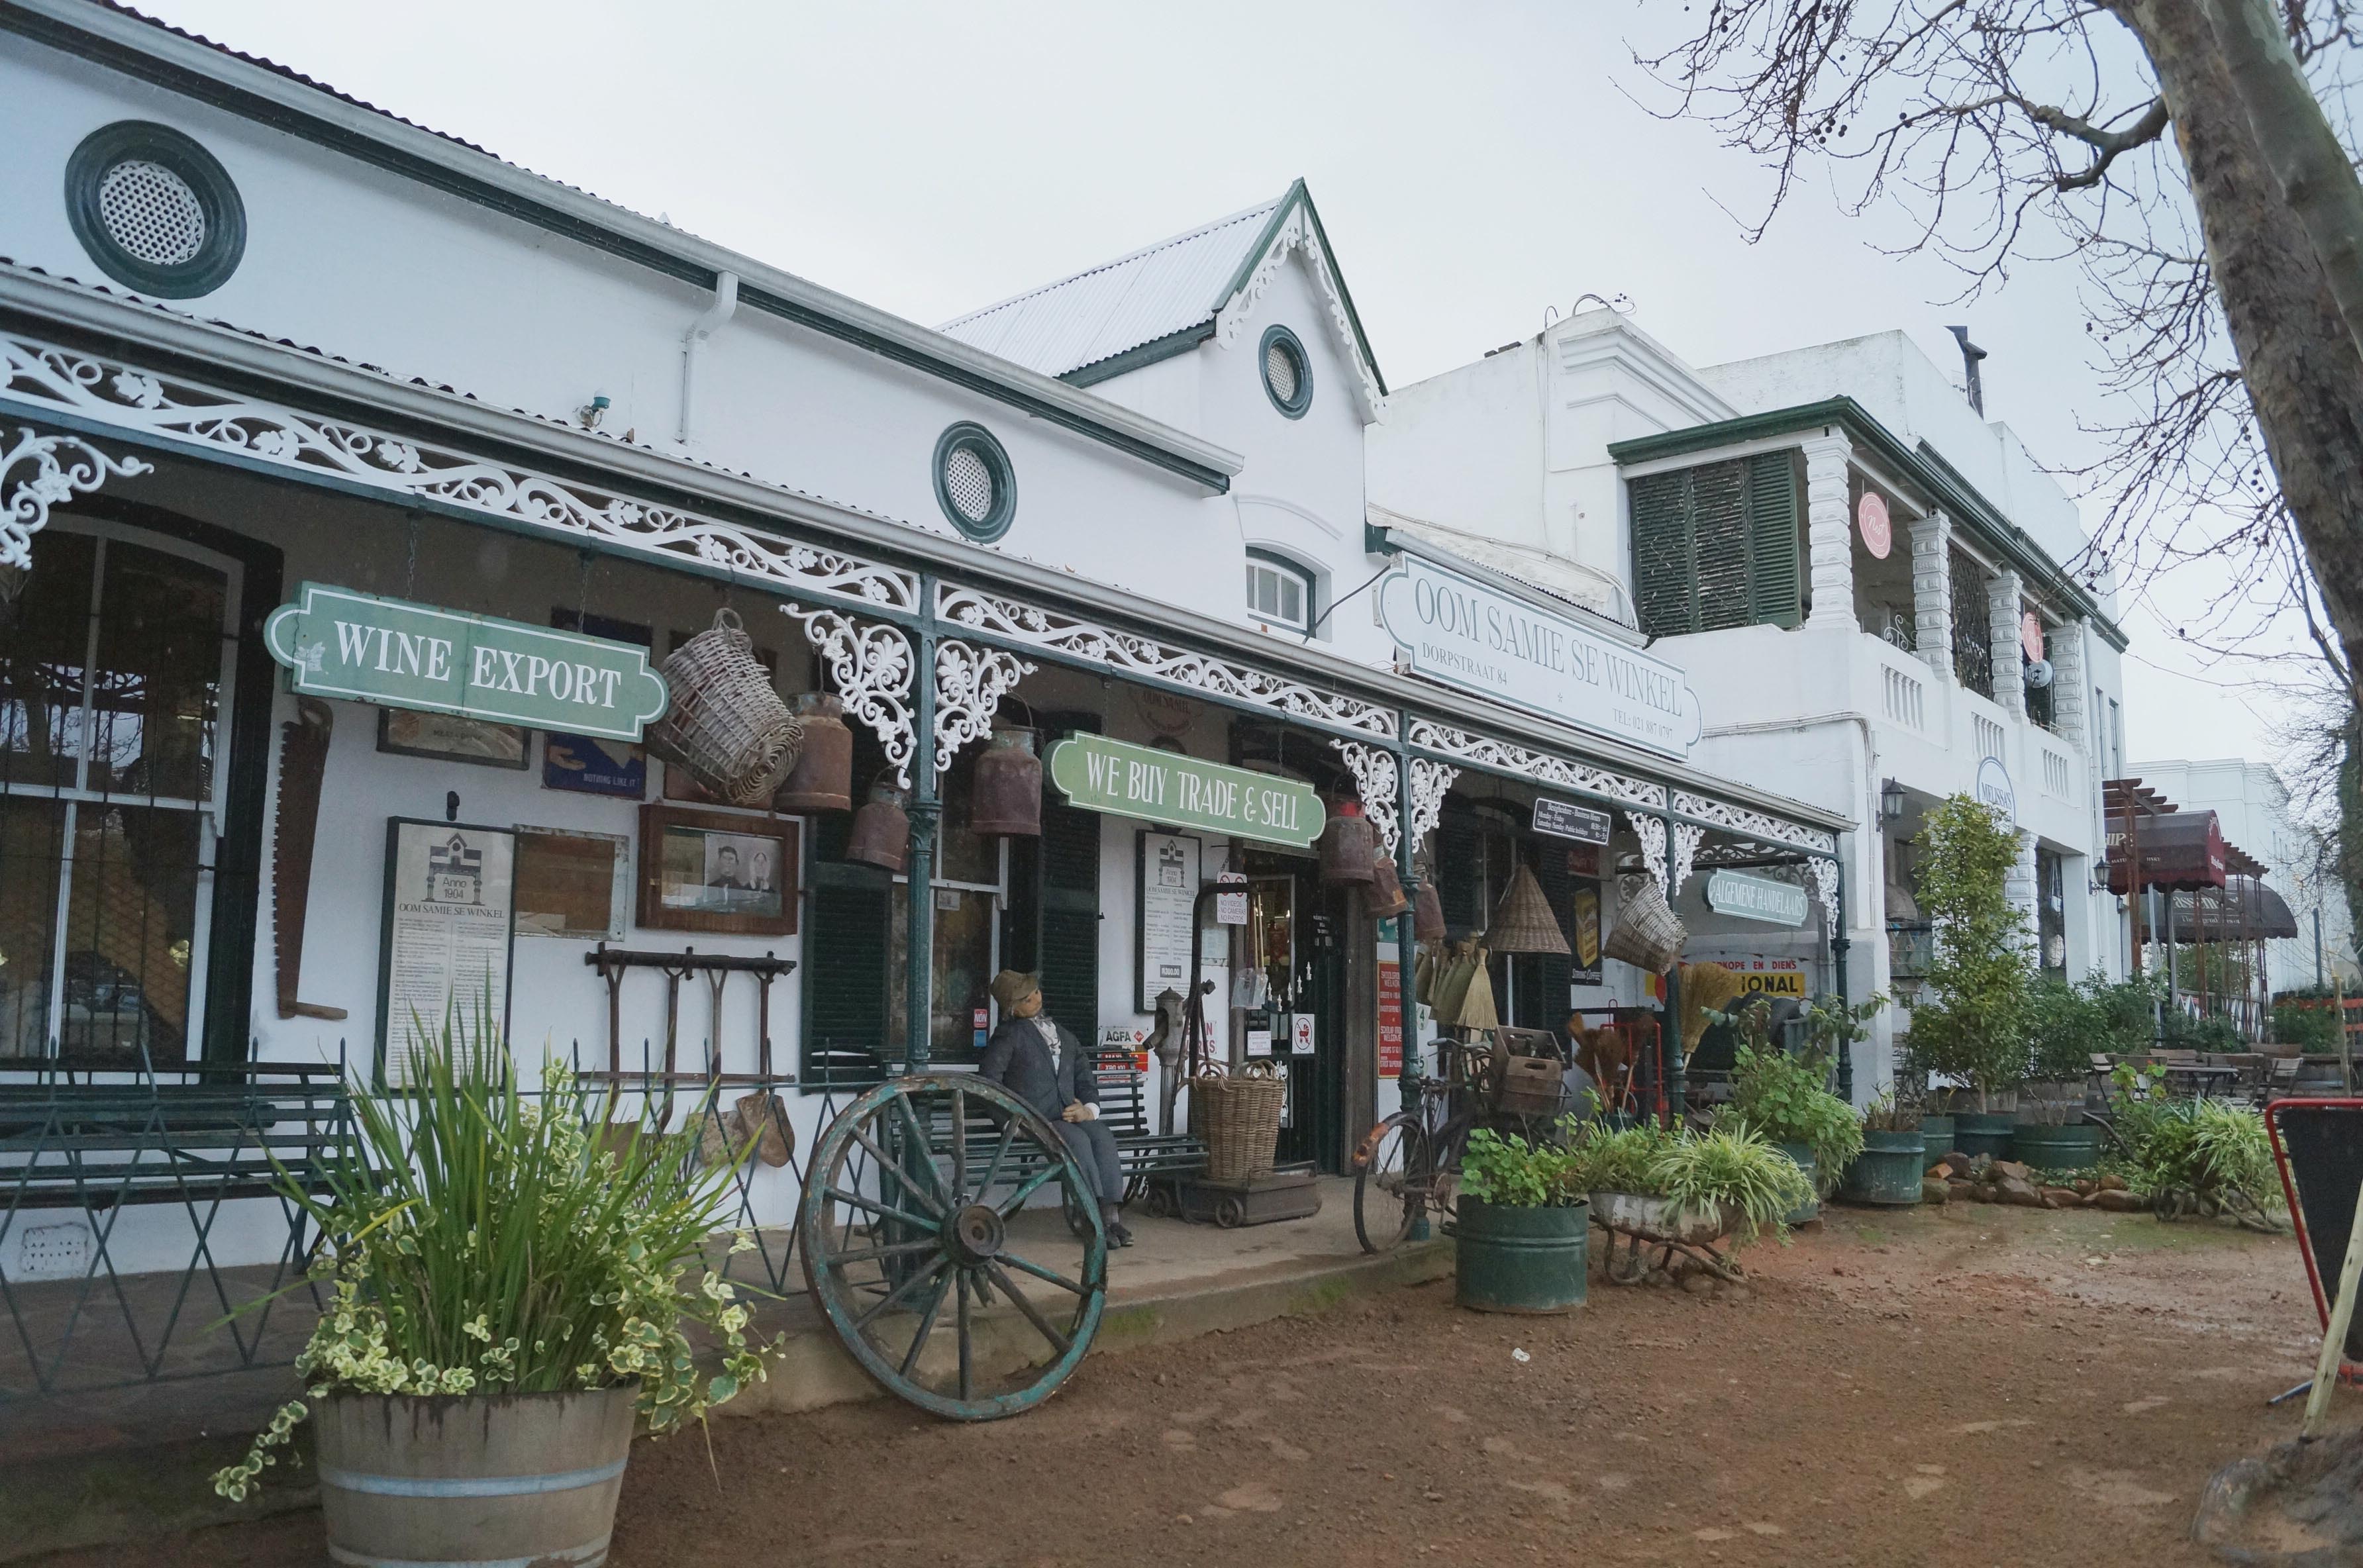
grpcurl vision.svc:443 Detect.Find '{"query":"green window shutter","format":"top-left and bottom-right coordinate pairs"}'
top-left (1690, 459), bottom-right (1752, 632)
top-left (803, 880), bottom-right (891, 1089)
top-left (1031, 712), bottom-right (1102, 1034)
top-left (1436, 809), bottom-right (1482, 933)
top-left (1628, 470), bottom-right (1694, 636)
top-left (1746, 451), bottom-right (1803, 629)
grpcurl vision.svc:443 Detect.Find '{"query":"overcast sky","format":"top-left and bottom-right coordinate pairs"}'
top-left (135, 0), bottom-right (2297, 779)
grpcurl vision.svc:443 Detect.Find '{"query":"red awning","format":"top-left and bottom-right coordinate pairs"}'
top-left (2103, 808), bottom-right (2227, 893)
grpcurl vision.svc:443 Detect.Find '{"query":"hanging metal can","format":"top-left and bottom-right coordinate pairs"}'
top-left (844, 779), bottom-right (911, 873)
top-left (1414, 877), bottom-right (1448, 943)
top-left (1367, 854), bottom-right (1411, 920)
top-left (775, 692), bottom-right (853, 814)
top-left (1317, 796), bottom-right (1376, 885)
top-left (968, 727), bottom-right (1042, 838)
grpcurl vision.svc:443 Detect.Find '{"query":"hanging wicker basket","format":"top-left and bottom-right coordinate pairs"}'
top-left (645, 609), bottom-right (803, 807)
top-left (1602, 874), bottom-right (1686, 975)
top-left (1193, 1059), bottom-right (1285, 1183)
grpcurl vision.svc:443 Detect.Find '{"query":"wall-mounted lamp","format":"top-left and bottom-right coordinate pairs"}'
top-left (577, 393), bottom-right (611, 429)
top-left (1880, 778), bottom-right (1907, 824)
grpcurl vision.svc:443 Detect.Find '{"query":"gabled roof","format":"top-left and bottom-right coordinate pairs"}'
top-left (938, 179), bottom-right (1386, 409)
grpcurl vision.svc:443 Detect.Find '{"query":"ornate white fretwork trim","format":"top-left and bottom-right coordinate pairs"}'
top-left (1, 425), bottom-right (152, 568)
top-left (1407, 758), bottom-right (1459, 852)
top-left (1623, 810), bottom-right (1669, 891)
top-left (934, 640), bottom-right (1035, 775)
top-left (1330, 740), bottom-right (1401, 856)
top-left (1670, 790), bottom-right (1839, 858)
top-left (1214, 200), bottom-right (1385, 418)
top-left (0, 333), bottom-right (919, 611)
top-left (783, 605), bottom-right (915, 788)
top-left (935, 584), bottom-right (1395, 739)
top-left (1805, 858), bottom-right (1840, 940)
top-left (1670, 821), bottom-right (1704, 900)
top-left (1407, 720), bottom-right (1666, 810)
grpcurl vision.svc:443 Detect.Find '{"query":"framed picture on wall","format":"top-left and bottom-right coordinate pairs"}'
top-left (514, 826), bottom-right (629, 940)
top-left (636, 804), bottom-right (798, 936)
top-left (377, 818), bottom-right (516, 1089)
top-left (377, 707), bottom-right (529, 769)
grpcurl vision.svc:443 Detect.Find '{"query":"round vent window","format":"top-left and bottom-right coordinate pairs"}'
top-left (931, 423), bottom-right (1016, 542)
top-left (65, 122), bottom-right (246, 299)
top-left (1260, 324), bottom-right (1313, 419)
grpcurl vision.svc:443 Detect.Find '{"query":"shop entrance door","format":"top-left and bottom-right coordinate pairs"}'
top-left (0, 521), bottom-right (240, 1061)
top-left (1242, 854), bottom-right (1346, 1173)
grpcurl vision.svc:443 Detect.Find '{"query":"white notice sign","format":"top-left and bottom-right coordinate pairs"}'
top-left (1378, 555), bottom-right (1703, 760)
top-left (380, 819), bottom-right (515, 1086)
top-left (1215, 870), bottom-right (1248, 926)
top-left (1137, 831), bottom-right (1204, 1012)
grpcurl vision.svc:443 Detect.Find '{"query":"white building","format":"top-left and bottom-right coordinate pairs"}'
top-left (1370, 310), bottom-right (2134, 1094)
top-left (0, 0), bottom-right (1847, 1316)
top-left (2128, 757), bottom-right (2358, 994)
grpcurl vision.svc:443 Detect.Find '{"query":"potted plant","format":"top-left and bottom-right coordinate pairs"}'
top-left (1454, 1126), bottom-right (1588, 1314)
top-left (2015, 973), bottom-right (2105, 1171)
top-left (1844, 1093), bottom-right (1928, 1205)
top-left (1576, 1123), bottom-right (1812, 1283)
top-left (215, 1016), bottom-right (778, 1568)
top-left (1905, 794), bottom-right (2033, 1159)
top-left (1719, 1001), bottom-right (1862, 1225)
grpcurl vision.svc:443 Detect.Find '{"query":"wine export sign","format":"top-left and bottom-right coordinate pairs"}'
top-left (1377, 557), bottom-right (1702, 760)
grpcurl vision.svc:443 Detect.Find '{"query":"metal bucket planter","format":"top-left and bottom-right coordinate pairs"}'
top-left (1842, 1130), bottom-right (1928, 1206)
top-left (1453, 1197), bottom-right (1588, 1314)
top-left (1778, 1142), bottom-right (1819, 1224)
top-left (1953, 1112), bottom-right (2017, 1161)
top-left (2013, 1121), bottom-right (2103, 1173)
top-left (314, 1386), bottom-right (637, 1568)
top-left (1918, 1114), bottom-right (1956, 1168)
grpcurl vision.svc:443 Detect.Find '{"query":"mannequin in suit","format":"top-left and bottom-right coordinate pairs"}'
top-left (980, 969), bottom-right (1132, 1247)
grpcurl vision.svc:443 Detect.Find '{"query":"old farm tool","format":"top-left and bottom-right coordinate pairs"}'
top-left (270, 698), bottom-right (346, 1020)
top-left (798, 1073), bottom-right (1108, 1419)
top-left (1591, 1192), bottom-right (1749, 1285)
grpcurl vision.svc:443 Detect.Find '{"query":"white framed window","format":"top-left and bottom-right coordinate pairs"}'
top-left (1244, 551), bottom-right (1313, 633)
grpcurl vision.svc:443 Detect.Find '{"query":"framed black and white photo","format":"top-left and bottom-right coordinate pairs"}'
top-left (637, 804), bottom-right (797, 936)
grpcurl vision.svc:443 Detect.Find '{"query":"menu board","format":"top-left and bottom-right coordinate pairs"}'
top-left (378, 818), bottom-right (515, 1087)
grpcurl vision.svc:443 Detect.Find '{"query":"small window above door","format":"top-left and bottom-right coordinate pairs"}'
top-left (1244, 550), bottom-right (1314, 634)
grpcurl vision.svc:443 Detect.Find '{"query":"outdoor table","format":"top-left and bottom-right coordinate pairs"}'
top-left (2164, 1063), bottom-right (2242, 1099)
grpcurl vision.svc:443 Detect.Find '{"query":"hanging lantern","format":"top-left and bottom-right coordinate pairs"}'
top-left (1414, 878), bottom-right (1447, 944)
top-left (968, 726), bottom-right (1043, 838)
top-left (776, 693), bottom-right (853, 813)
top-left (845, 778), bottom-right (911, 873)
top-left (1485, 863), bottom-right (1570, 956)
top-left (1367, 855), bottom-right (1411, 920)
top-left (1318, 796), bottom-right (1376, 885)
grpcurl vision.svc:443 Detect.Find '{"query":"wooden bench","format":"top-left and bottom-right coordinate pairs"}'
top-left (926, 1050), bottom-right (1205, 1202)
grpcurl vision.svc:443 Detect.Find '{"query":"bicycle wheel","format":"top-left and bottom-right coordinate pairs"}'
top-left (1427, 1110), bottom-right (1478, 1222)
top-left (1352, 1112), bottom-right (1425, 1253)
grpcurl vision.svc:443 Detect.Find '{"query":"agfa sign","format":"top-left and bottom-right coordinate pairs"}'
top-left (264, 583), bottom-right (669, 742)
top-left (1377, 556), bottom-right (1702, 760)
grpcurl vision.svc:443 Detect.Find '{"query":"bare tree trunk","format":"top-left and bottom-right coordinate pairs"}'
top-left (2117, 1), bottom-right (2363, 677)
top-left (2203, 0), bottom-right (2363, 371)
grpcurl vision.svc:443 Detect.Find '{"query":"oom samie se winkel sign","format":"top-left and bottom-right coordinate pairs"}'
top-left (1378, 556), bottom-right (1703, 760)
top-left (264, 583), bottom-right (670, 743)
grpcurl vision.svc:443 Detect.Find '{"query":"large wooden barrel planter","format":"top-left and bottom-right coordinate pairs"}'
top-left (313, 1386), bottom-right (637, 1568)
top-left (1953, 1112), bottom-right (2017, 1161)
top-left (1453, 1198), bottom-right (1589, 1314)
top-left (1842, 1130), bottom-right (1929, 1206)
top-left (1918, 1114), bottom-right (1956, 1168)
top-left (2013, 1121), bottom-right (2103, 1172)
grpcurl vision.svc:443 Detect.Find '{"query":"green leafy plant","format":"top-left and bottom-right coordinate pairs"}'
top-left (1907, 793), bottom-right (2034, 1110)
top-left (1719, 1006), bottom-right (1863, 1195)
top-left (2160, 1008), bottom-right (2246, 1054)
top-left (1801, 990), bottom-right (1888, 1063)
top-left (2273, 999), bottom-right (2344, 1055)
top-left (2085, 972), bottom-right (2165, 1055)
top-left (1648, 1127), bottom-right (1814, 1246)
top-left (1860, 1091), bottom-right (1921, 1133)
top-left (1562, 1120), bottom-right (1678, 1195)
top-left (213, 1008), bottom-right (779, 1501)
top-left (1459, 1126), bottom-right (1584, 1208)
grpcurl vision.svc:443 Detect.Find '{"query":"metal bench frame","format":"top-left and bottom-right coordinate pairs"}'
top-left (925, 1050), bottom-right (1207, 1202)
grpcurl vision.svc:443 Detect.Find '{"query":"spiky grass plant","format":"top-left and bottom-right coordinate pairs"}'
top-left (1648, 1126), bottom-right (1813, 1246)
top-left (215, 1006), bottom-right (779, 1500)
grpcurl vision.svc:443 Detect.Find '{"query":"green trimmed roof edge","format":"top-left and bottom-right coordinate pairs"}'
top-left (1211, 179), bottom-right (1389, 399)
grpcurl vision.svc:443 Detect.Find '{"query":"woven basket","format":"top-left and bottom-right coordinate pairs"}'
top-left (1602, 874), bottom-right (1686, 974)
top-left (645, 609), bottom-right (803, 807)
top-left (1195, 1060), bottom-right (1285, 1183)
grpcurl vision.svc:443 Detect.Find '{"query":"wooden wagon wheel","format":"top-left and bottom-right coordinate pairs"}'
top-left (799, 1073), bottom-right (1108, 1420)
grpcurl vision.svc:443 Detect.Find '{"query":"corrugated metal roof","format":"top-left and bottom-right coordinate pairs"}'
top-left (936, 195), bottom-right (1285, 379)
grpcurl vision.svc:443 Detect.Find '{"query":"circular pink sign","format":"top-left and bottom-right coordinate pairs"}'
top-left (1856, 491), bottom-right (1891, 559)
top-left (2021, 611), bottom-right (2044, 662)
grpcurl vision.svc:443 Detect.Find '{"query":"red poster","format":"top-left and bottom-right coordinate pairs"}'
top-left (1378, 955), bottom-right (1403, 1078)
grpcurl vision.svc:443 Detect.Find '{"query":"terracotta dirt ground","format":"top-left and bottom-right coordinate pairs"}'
top-left (51, 1201), bottom-right (2344, 1568)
